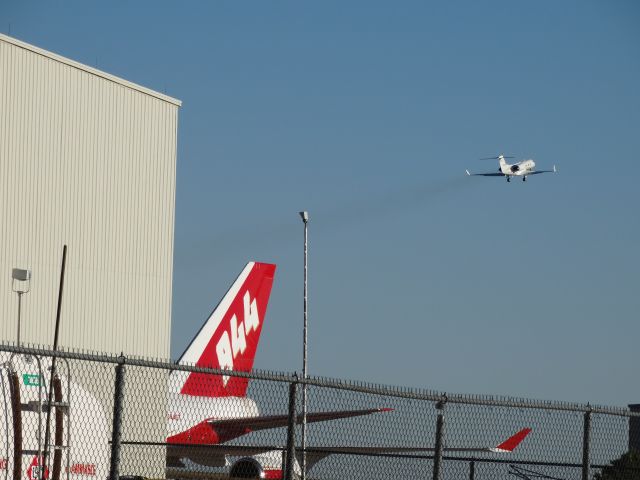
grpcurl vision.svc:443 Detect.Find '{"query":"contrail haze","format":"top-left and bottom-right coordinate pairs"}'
top-left (175, 174), bottom-right (476, 267)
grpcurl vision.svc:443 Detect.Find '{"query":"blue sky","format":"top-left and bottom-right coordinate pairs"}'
top-left (3, 1), bottom-right (639, 407)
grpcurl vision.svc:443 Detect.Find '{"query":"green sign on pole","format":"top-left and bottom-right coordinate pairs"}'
top-left (22, 374), bottom-right (43, 387)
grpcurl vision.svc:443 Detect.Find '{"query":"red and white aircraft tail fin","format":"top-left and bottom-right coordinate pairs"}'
top-left (490, 428), bottom-right (532, 452)
top-left (174, 262), bottom-right (276, 398)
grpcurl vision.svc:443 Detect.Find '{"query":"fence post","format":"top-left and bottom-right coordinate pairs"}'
top-left (283, 380), bottom-right (298, 480)
top-left (432, 397), bottom-right (446, 480)
top-left (581, 407), bottom-right (592, 480)
top-left (109, 356), bottom-right (126, 480)
top-left (468, 460), bottom-right (475, 480)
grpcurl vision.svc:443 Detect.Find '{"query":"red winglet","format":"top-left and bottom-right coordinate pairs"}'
top-left (494, 428), bottom-right (531, 452)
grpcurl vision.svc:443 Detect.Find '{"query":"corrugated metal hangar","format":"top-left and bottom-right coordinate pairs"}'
top-left (0, 34), bottom-right (182, 478)
top-left (0, 33), bottom-right (180, 359)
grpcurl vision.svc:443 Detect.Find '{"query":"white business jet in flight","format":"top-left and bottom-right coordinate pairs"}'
top-left (466, 154), bottom-right (557, 182)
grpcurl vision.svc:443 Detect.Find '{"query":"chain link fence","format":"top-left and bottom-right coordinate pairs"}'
top-left (1, 343), bottom-right (638, 480)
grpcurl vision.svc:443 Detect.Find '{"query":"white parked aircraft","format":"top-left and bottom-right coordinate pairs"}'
top-left (164, 262), bottom-right (531, 478)
top-left (466, 154), bottom-right (557, 182)
top-left (1, 262), bottom-right (532, 480)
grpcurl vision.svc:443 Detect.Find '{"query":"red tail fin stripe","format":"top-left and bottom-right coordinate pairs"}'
top-left (495, 428), bottom-right (531, 452)
top-left (177, 262), bottom-right (276, 398)
top-left (178, 262), bottom-right (256, 366)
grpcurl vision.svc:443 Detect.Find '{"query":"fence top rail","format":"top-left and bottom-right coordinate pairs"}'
top-left (303, 375), bottom-right (639, 417)
top-left (1, 342), bottom-right (637, 418)
top-left (0, 342), bottom-right (298, 383)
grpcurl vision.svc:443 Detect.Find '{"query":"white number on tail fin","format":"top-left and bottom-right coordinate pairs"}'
top-left (230, 314), bottom-right (247, 356)
top-left (244, 292), bottom-right (260, 333)
top-left (216, 331), bottom-right (234, 386)
top-left (215, 293), bottom-right (260, 387)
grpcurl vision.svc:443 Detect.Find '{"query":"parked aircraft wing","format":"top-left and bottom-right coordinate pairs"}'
top-left (163, 408), bottom-right (392, 466)
top-left (208, 407), bottom-right (393, 437)
top-left (168, 408), bottom-right (393, 447)
top-left (324, 427), bottom-right (530, 454)
top-left (300, 428), bottom-right (531, 469)
top-left (489, 428), bottom-right (532, 452)
top-left (163, 427), bottom-right (530, 471)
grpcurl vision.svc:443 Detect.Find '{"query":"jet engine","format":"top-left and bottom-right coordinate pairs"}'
top-left (229, 457), bottom-right (263, 478)
top-left (229, 457), bottom-right (284, 479)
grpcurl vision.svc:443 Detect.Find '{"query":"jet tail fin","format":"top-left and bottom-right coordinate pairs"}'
top-left (174, 262), bottom-right (276, 398)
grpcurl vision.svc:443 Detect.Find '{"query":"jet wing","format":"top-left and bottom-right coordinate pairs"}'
top-left (300, 428), bottom-right (531, 469)
top-left (465, 170), bottom-right (505, 177)
top-left (328, 427), bottom-right (531, 454)
top-left (163, 428), bottom-right (530, 470)
top-left (208, 407), bottom-right (393, 438)
top-left (162, 408), bottom-right (392, 467)
top-left (529, 165), bottom-right (557, 175)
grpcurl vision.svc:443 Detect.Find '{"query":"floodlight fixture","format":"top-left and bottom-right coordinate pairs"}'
top-left (12, 267), bottom-right (32, 346)
top-left (12, 268), bottom-right (31, 285)
top-left (299, 211), bottom-right (309, 223)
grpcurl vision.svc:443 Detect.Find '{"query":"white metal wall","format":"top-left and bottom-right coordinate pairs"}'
top-left (0, 34), bottom-right (180, 359)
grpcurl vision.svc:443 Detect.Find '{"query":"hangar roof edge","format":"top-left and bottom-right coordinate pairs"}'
top-left (0, 33), bottom-right (182, 107)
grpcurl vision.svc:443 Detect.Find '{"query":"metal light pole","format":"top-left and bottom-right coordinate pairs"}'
top-left (298, 211), bottom-right (309, 480)
top-left (12, 268), bottom-right (32, 346)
